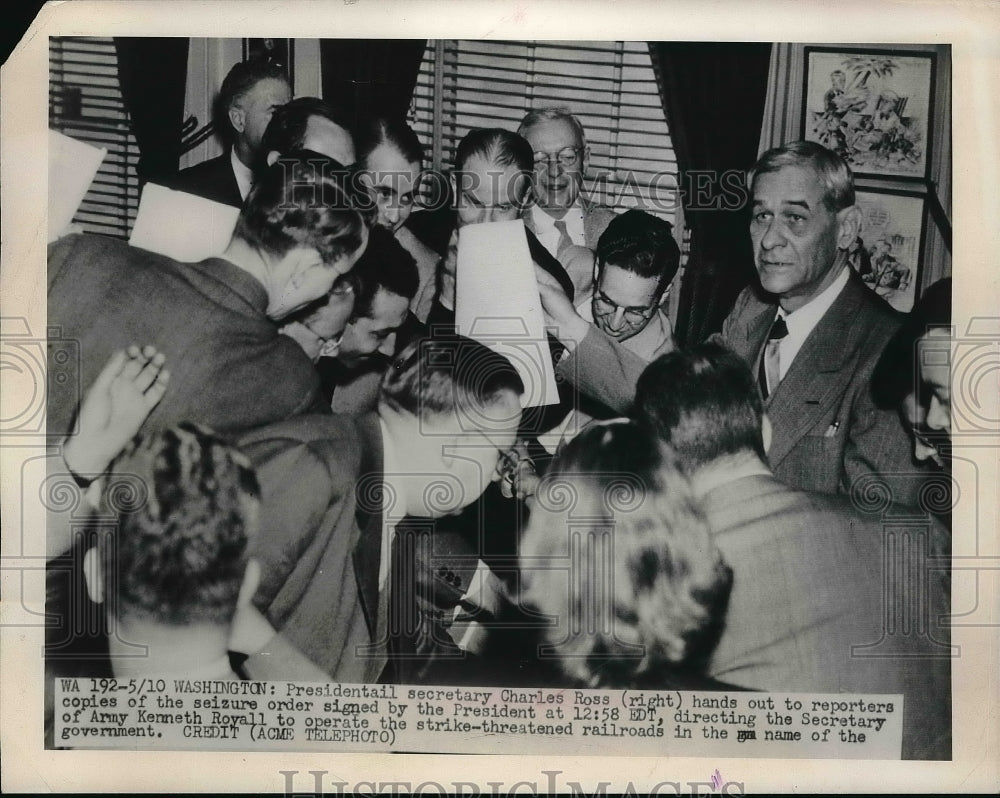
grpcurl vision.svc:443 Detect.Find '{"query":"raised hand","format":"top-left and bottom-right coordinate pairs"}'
top-left (63, 345), bottom-right (170, 478)
top-left (535, 266), bottom-right (589, 349)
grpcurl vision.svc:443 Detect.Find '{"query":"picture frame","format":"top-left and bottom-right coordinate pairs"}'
top-left (851, 187), bottom-right (927, 311)
top-left (802, 47), bottom-right (936, 180)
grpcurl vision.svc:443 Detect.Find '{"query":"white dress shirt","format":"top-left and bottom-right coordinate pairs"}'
top-left (530, 201), bottom-right (585, 256)
top-left (230, 148), bottom-right (254, 201)
top-left (776, 265), bottom-right (851, 379)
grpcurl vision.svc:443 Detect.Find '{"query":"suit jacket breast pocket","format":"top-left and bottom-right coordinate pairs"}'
top-left (780, 429), bottom-right (845, 495)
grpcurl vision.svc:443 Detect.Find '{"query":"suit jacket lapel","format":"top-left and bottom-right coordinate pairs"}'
top-left (765, 277), bottom-right (867, 468)
top-left (351, 413), bottom-right (384, 636)
top-left (738, 300), bottom-right (776, 365)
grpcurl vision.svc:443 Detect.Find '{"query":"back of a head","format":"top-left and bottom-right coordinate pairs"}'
top-left (873, 277), bottom-right (952, 408)
top-left (635, 342), bottom-right (767, 474)
top-left (100, 422), bottom-right (260, 626)
top-left (260, 96), bottom-right (353, 161)
top-left (234, 150), bottom-right (371, 266)
top-left (454, 127), bottom-right (533, 174)
top-left (597, 209), bottom-right (681, 293)
top-left (380, 336), bottom-right (524, 425)
top-left (349, 225), bottom-right (419, 318)
top-left (750, 139), bottom-right (855, 212)
top-left (521, 419), bottom-right (731, 687)
top-left (216, 59), bottom-right (290, 140)
top-left (354, 115), bottom-right (424, 170)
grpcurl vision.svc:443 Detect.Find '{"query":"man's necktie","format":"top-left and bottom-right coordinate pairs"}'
top-left (758, 314), bottom-right (788, 399)
top-left (552, 219), bottom-right (574, 258)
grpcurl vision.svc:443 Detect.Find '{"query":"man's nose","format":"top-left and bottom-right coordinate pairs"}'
top-left (383, 203), bottom-right (400, 225)
top-left (607, 306), bottom-right (627, 331)
top-left (926, 395), bottom-right (950, 433)
top-left (760, 219), bottom-right (785, 250)
top-left (377, 333), bottom-right (397, 357)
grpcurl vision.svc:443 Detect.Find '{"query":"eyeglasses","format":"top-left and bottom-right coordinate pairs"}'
top-left (532, 147), bottom-right (582, 168)
top-left (592, 290), bottom-right (659, 328)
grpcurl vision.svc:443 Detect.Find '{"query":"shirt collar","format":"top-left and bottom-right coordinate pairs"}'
top-left (530, 201), bottom-right (584, 237)
top-left (780, 264), bottom-right (850, 337)
top-left (230, 148), bottom-right (254, 201)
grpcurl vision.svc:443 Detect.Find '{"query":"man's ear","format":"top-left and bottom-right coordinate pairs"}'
top-left (83, 547), bottom-right (104, 604)
top-left (265, 150), bottom-right (279, 168)
top-left (835, 204), bottom-right (862, 249)
top-left (582, 144), bottom-right (591, 173)
top-left (228, 104), bottom-right (246, 134)
top-left (761, 413), bottom-right (773, 455)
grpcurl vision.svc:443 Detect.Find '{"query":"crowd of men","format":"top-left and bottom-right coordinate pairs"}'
top-left (46, 59), bottom-right (954, 759)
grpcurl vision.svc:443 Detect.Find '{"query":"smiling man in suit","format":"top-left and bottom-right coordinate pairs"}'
top-left (721, 139), bottom-right (918, 505)
top-left (519, 108), bottom-right (617, 297)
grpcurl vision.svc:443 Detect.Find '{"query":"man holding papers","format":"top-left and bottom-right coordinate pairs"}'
top-left (48, 154), bottom-right (368, 440)
top-left (412, 128), bottom-right (576, 330)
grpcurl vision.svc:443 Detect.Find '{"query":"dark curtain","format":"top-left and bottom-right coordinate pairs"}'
top-left (319, 39), bottom-right (427, 125)
top-left (114, 37), bottom-right (189, 186)
top-left (648, 43), bottom-right (773, 345)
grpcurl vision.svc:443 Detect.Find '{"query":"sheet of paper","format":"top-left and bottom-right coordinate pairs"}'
top-left (129, 182), bottom-right (239, 262)
top-left (455, 219), bottom-right (559, 408)
top-left (47, 129), bottom-right (106, 242)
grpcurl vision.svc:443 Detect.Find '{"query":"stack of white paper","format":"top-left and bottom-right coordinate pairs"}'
top-left (455, 219), bottom-right (559, 408)
top-left (48, 130), bottom-right (106, 242)
top-left (129, 182), bottom-right (239, 262)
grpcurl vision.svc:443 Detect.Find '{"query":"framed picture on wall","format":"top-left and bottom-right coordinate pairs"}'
top-left (802, 47), bottom-right (935, 180)
top-left (851, 188), bottom-right (926, 311)
top-left (244, 37), bottom-right (295, 80)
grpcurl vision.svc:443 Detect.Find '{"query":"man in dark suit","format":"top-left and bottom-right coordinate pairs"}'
top-left (635, 343), bottom-right (951, 760)
top-left (48, 154), bottom-right (368, 440)
top-left (720, 140), bottom-right (917, 505)
top-left (235, 337), bottom-right (525, 683)
top-left (165, 60), bottom-right (291, 206)
top-left (518, 108), bottom-right (617, 298)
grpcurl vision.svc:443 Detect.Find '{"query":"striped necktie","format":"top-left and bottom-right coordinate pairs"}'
top-left (758, 314), bottom-right (788, 399)
top-left (552, 218), bottom-right (574, 258)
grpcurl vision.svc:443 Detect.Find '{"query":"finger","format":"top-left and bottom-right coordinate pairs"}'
top-left (132, 353), bottom-right (167, 393)
top-left (120, 349), bottom-right (148, 381)
top-left (90, 350), bottom-right (128, 394)
top-left (143, 368), bottom-right (170, 407)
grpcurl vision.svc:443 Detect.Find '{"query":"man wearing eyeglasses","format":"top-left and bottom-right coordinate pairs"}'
top-left (538, 210), bottom-right (678, 441)
top-left (519, 108), bottom-right (618, 296)
top-left (583, 210), bottom-right (678, 360)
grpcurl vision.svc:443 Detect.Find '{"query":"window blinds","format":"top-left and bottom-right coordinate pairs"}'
top-left (410, 40), bottom-right (679, 225)
top-left (49, 37), bottom-right (140, 239)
